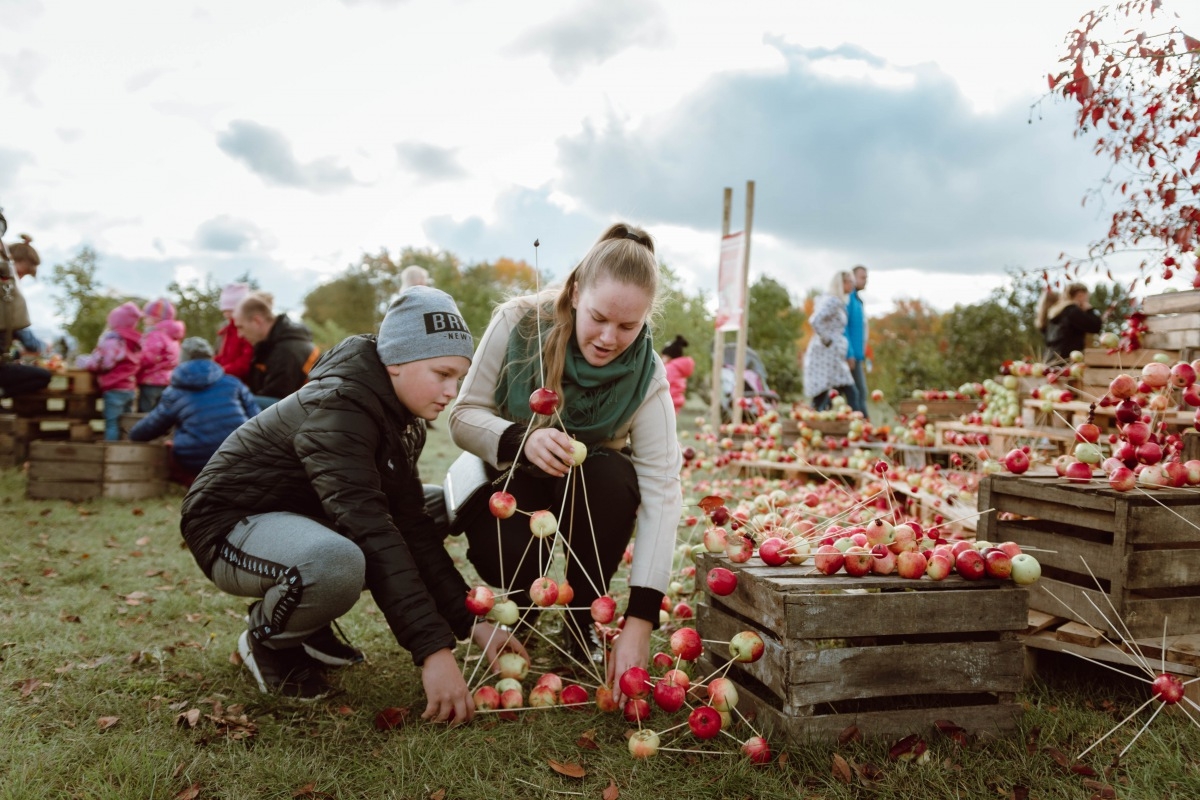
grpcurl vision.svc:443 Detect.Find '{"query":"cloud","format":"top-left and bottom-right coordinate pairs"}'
top-left (216, 120), bottom-right (357, 193)
top-left (553, 36), bottom-right (1103, 275)
top-left (194, 215), bottom-right (275, 253)
top-left (506, 0), bottom-right (670, 81)
top-left (0, 48), bottom-right (48, 106)
top-left (423, 185), bottom-right (604, 276)
top-left (395, 141), bottom-right (468, 183)
top-left (125, 67), bottom-right (170, 92)
top-left (0, 147), bottom-right (33, 192)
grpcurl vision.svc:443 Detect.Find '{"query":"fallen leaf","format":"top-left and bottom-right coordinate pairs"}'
top-left (15, 678), bottom-right (45, 697)
top-left (856, 762), bottom-right (885, 781)
top-left (1082, 779), bottom-right (1115, 798)
top-left (97, 716), bottom-right (120, 730)
top-left (1044, 747), bottom-right (1070, 770)
top-left (292, 782), bottom-right (316, 797)
top-left (176, 708), bottom-right (201, 728)
top-left (576, 729), bottom-right (599, 750)
top-left (548, 759), bottom-right (586, 778)
top-left (132, 507), bottom-right (145, 516)
top-left (836, 725), bottom-right (862, 744)
top-left (373, 707), bottom-right (409, 731)
top-left (602, 779), bottom-right (619, 800)
top-left (175, 784), bottom-right (201, 800)
top-left (136, 536), bottom-right (151, 546)
top-left (698, 495), bottom-right (726, 513)
top-left (172, 763), bottom-right (185, 780)
top-left (59, 612), bottom-right (81, 623)
top-left (1011, 785), bottom-right (1029, 800)
top-left (832, 753), bottom-right (852, 784)
top-left (429, 790), bottom-right (446, 800)
top-left (1071, 763), bottom-right (1098, 776)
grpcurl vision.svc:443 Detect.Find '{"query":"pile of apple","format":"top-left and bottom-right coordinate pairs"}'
top-left (1003, 358), bottom-right (1200, 491)
top-left (906, 384), bottom-right (984, 403)
top-left (963, 379), bottom-right (1022, 428)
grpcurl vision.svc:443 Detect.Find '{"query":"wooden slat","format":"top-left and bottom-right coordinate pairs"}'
top-left (103, 442), bottom-right (168, 466)
top-left (1142, 291), bottom-right (1200, 315)
top-left (1127, 501), bottom-right (1200, 544)
top-left (1083, 348), bottom-right (1178, 367)
top-left (784, 585), bottom-right (1028, 639)
top-left (1124, 596), bottom-right (1200, 638)
top-left (1022, 629), bottom-right (1200, 677)
top-left (29, 441), bottom-right (107, 463)
top-left (1055, 621), bottom-right (1104, 647)
top-left (1026, 610), bottom-right (1062, 634)
top-left (1126, 548), bottom-right (1200, 589)
top-left (992, 520), bottom-right (1122, 579)
top-left (28, 461), bottom-right (103, 482)
top-left (1123, 633), bottom-right (1200, 669)
top-left (1143, 330), bottom-right (1200, 350)
top-left (26, 480), bottom-right (101, 501)
top-left (1026, 576), bottom-right (1116, 633)
top-left (1147, 311), bottom-right (1200, 333)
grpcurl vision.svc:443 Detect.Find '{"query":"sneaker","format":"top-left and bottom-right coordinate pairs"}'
top-left (303, 622), bottom-right (365, 667)
top-left (238, 630), bottom-right (331, 699)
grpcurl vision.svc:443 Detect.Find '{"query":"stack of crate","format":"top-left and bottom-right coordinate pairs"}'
top-left (0, 370), bottom-right (101, 467)
top-left (26, 441), bottom-right (168, 500)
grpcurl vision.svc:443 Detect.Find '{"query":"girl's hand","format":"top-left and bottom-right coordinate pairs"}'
top-left (420, 648), bottom-right (474, 725)
top-left (523, 428), bottom-right (576, 477)
top-left (472, 621), bottom-right (529, 670)
top-left (607, 617), bottom-right (652, 707)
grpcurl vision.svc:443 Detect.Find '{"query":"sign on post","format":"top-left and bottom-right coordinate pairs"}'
top-left (714, 233), bottom-right (745, 332)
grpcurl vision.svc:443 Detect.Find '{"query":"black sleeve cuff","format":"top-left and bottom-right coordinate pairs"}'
top-left (497, 422), bottom-right (528, 464)
top-left (626, 586), bottom-right (665, 629)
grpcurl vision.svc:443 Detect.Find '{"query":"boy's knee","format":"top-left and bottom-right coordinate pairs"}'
top-left (300, 537), bottom-right (366, 603)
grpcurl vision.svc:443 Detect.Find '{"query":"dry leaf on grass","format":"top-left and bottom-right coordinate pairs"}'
top-left (429, 790), bottom-right (446, 800)
top-left (174, 784), bottom-right (201, 800)
top-left (832, 753), bottom-right (853, 784)
top-left (15, 678), bottom-right (46, 697)
top-left (1082, 779), bottom-right (1115, 798)
top-left (576, 729), bottom-right (599, 750)
top-left (837, 725), bottom-right (861, 744)
top-left (97, 716), bottom-right (120, 730)
top-left (602, 779), bottom-right (620, 800)
top-left (548, 759), bottom-right (586, 778)
top-left (176, 708), bottom-right (201, 728)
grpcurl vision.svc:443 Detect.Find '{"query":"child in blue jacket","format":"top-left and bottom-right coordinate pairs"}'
top-left (130, 337), bottom-right (259, 482)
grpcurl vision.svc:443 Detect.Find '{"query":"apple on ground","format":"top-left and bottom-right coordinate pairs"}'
top-left (560, 683), bottom-right (589, 706)
top-left (628, 728), bottom-right (660, 759)
top-left (707, 677), bottom-right (740, 711)
top-left (688, 705), bottom-right (723, 740)
top-left (499, 687), bottom-right (523, 709)
top-left (623, 697), bottom-right (651, 723)
top-left (619, 666), bottom-right (652, 699)
top-left (496, 652), bottom-right (529, 680)
top-left (653, 679), bottom-right (686, 713)
top-left (742, 735), bottom-right (772, 764)
top-left (528, 684), bottom-right (557, 707)
top-left (595, 684), bottom-right (619, 712)
top-left (472, 685), bottom-right (501, 710)
top-left (669, 627), bottom-right (703, 661)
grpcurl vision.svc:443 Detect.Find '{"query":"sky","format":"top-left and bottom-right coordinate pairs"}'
top-left (3, 0), bottom-right (1198, 343)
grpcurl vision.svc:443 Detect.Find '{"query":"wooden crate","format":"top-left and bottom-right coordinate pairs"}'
top-left (45, 369), bottom-right (96, 395)
top-left (26, 441), bottom-right (168, 500)
top-left (897, 399), bottom-right (979, 421)
top-left (7, 390), bottom-right (102, 420)
top-left (1138, 291), bottom-right (1200, 350)
top-left (694, 553), bottom-right (1026, 742)
top-left (978, 474), bottom-right (1200, 638)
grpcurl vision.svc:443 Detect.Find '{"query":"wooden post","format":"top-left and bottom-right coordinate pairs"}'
top-left (730, 180), bottom-right (755, 427)
top-left (710, 188), bottom-right (733, 431)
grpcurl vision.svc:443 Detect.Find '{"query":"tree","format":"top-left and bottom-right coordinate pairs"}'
top-left (869, 299), bottom-right (952, 401)
top-left (47, 247), bottom-right (140, 353)
top-left (745, 275), bottom-right (805, 401)
top-left (1049, 1), bottom-right (1200, 280)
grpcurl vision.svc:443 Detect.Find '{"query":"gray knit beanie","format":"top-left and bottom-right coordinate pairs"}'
top-left (181, 337), bottom-right (214, 361)
top-left (376, 286), bottom-right (474, 366)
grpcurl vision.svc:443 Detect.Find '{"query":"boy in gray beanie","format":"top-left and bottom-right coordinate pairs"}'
top-left (181, 287), bottom-right (526, 710)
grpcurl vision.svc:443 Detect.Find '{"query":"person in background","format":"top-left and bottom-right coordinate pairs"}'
top-left (76, 302), bottom-right (142, 440)
top-left (844, 264), bottom-right (869, 415)
top-left (181, 287), bottom-right (523, 709)
top-left (5, 234), bottom-right (44, 355)
top-left (234, 292), bottom-right (320, 408)
top-left (130, 337), bottom-right (259, 485)
top-left (661, 334), bottom-right (694, 413)
top-left (137, 297), bottom-right (185, 412)
top-left (215, 282), bottom-right (254, 384)
top-left (450, 222), bottom-right (682, 707)
top-left (0, 234), bottom-right (50, 397)
top-left (400, 265), bottom-right (431, 291)
top-left (1044, 282), bottom-right (1103, 362)
top-left (1034, 287), bottom-right (1061, 350)
top-left (804, 271), bottom-right (857, 412)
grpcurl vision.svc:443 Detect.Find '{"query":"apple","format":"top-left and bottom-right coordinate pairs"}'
top-left (1136, 441), bottom-right (1163, 465)
top-left (758, 536), bottom-right (789, 566)
top-left (1185, 460), bottom-right (1200, 485)
top-left (896, 550), bottom-right (927, 579)
top-left (464, 585), bottom-right (495, 617)
top-left (673, 601), bottom-right (694, 619)
top-left (688, 705), bottom-right (723, 740)
top-left (889, 524), bottom-right (918, 554)
top-left (496, 652), bottom-right (529, 680)
top-left (814, 544), bottom-right (844, 575)
top-left (786, 537), bottom-right (812, 565)
top-left (529, 576), bottom-right (559, 607)
top-left (488, 491), bottom-right (517, 519)
top-left (954, 548), bottom-right (986, 580)
top-left (595, 684), bottom-right (619, 712)
top-left (569, 439), bottom-right (588, 466)
top-left (1064, 460), bottom-right (1094, 484)
top-left (1151, 673), bottom-right (1185, 704)
top-left (871, 389), bottom-right (884, 403)
top-left (495, 677), bottom-right (522, 695)
top-left (870, 543), bottom-right (897, 575)
top-left (1165, 461), bottom-right (1189, 488)
top-left (833, 537), bottom-right (856, 554)
top-left (619, 666), bottom-right (651, 699)
top-left (1075, 422), bottom-right (1101, 444)
top-left (556, 580), bottom-right (575, 606)
top-left (529, 510), bottom-right (558, 538)
top-left (1108, 466), bottom-right (1137, 491)
top-left (983, 549), bottom-right (1012, 579)
top-left (997, 541), bottom-right (1022, 558)
top-left (669, 627), bottom-right (703, 661)
top-left (1139, 464), bottom-right (1171, 487)
top-left (499, 687), bottom-right (523, 709)
top-left (1123, 421), bottom-right (1151, 446)
top-left (842, 546), bottom-right (873, 578)
top-left (529, 684), bottom-right (557, 707)
top-left (488, 599), bottom-right (519, 626)
top-left (627, 728), bottom-right (660, 759)
top-left (707, 677), bottom-right (740, 711)
top-left (710, 506), bottom-right (731, 526)
top-left (706, 567), bottom-right (738, 596)
top-left (1003, 448), bottom-right (1030, 475)
top-left (653, 679), bottom-right (686, 713)
top-left (1141, 362), bottom-right (1171, 389)
top-left (729, 630), bottom-right (765, 663)
top-left (1010, 553), bottom-right (1041, 585)
top-left (528, 386), bottom-right (560, 415)
top-left (560, 683), bottom-right (589, 706)
top-left (726, 534), bottom-right (754, 563)
top-left (652, 651), bottom-right (673, 670)
top-left (536, 672), bottom-right (563, 693)
top-left (472, 685), bottom-right (501, 710)
top-left (590, 595), bottom-right (616, 624)
top-left (742, 735), bottom-right (772, 764)
top-left (703, 526), bottom-right (728, 553)
top-left (623, 697), bottom-right (651, 723)
top-left (925, 553), bottom-right (953, 581)
top-left (1109, 373), bottom-right (1137, 399)
top-left (1074, 442), bottom-right (1103, 465)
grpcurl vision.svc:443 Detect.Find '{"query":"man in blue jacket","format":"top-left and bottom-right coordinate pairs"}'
top-left (844, 265), bottom-right (869, 415)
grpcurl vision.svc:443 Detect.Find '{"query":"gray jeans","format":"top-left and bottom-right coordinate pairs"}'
top-left (211, 512), bottom-right (365, 650)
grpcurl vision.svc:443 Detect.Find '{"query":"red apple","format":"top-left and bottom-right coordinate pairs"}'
top-left (1151, 673), bottom-right (1185, 704)
top-left (472, 685), bottom-right (501, 710)
top-left (1075, 423), bottom-right (1101, 444)
top-left (595, 684), bottom-right (619, 712)
top-left (742, 735), bottom-right (772, 764)
top-left (983, 549), bottom-right (1012, 579)
top-left (528, 684), bottom-right (557, 707)
top-left (560, 683), bottom-right (589, 706)
top-left (1003, 448), bottom-right (1030, 474)
top-left (590, 595), bottom-right (616, 624)
top-left (669, 627), bottom-right (703, 661)
top-left (1136, 441), bottom-right (1163, 465)
top-left (726, 533), bottom-right (754, 563)
top-left (528, 386), bottom-right (560, 415)
top-left (757, 536), bottom-right (789, 566)
top-left (664, 668), bottom-right (690, 689)
top-left (536, 672), bottom-right (563, 693)
top-left (925, 553), bottom-right (953, 581)
top-left (814, 544), bottom-right (844, 575)
top-left (673, 601), bottom-right (694, 619)
top-left (870, 543), bottom-right (897, 575)
top-left (896, 550), bottom-right (927, 579)
top-left (955, 548), bottom-right (986, 580)
top-left (842, 546), bottom-right (873, 577)
top-left (556, 580), bottom-right (575, 606)
top-left (729, 630), bottom-right (765, 663)
top-left (499, 687), bottom-right (523, 709)
top-left (488, 491), bottom-right (517, 519)
top-left (464, 585), bottom-right (495, 617)
top-left (652, 651), bottom-right (673, 670)
top-left (688, 705), bottom-right (723, 740)
top-left (529, 576), bottom-right (559, 607)
top-left (653, 679), bottom-right (686, 713)
top-left (997, 541), bottom-right (1022, 558)
top-left (1109, 373), bottom-right (1137, 399)
top-left (623, 696), bottom-right (651, 722)
top-left (707, 677), bottom-right (740, 711)
top-left (1109, 466), bottom-right (1137, 491)
top-left (1123, 421), bottom-right (1151, 446)
top-left (1064, 460), bottom-right (1094, 484)
top-left (706, 567), bottom-right (738, 596)
top-left (703, 526), bottom-right (727, 553)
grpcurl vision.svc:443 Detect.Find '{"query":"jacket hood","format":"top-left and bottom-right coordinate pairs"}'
top-left (108, 301), bottom-right (142, 332)
top-left (143, 298), bottom-right (176, 320)
top-left (309, 335), bottom-right (403, 414)
top-left (156, 319), bottom-right (186, 340)
top-left (171, 359), bottom-right (226, 391)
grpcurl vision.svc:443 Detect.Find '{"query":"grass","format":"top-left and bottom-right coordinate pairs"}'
top-left (3, 409), bottom-right (1200, 799)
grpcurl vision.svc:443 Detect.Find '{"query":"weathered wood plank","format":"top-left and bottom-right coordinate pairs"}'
top-left (992, 520), bottom-right (1122, 579)
top-left (1147, 311), bottom-right (1200, 332)
top-left (698, 603), bottom-right (789, 703)
top-left (28, 461), bottom-right (103, 482)
top-left (1142, 291), bottom-right (1200, 315)
top-left (785, 586), bottom-right (1028, 639)
top-left (1022, 630), bottom-right (1200, 677)
top-left (1126, 548), bottom-right (1200, 589)
top-left (26, 480), bottom-right (102, 501)
top-left (1026, 576), bottom-right (1116, 634)
top-left (1124, 596), bottom-right (1200, 639)
top-left (984, 475), bottom-right (1117, 512)
top-left (29, 441), bottom-right (107, 462)
top-left (1055, 621), bottom-right (1104, 647)
top-left (1083, 348), bottom-right (1178, 367)
top-left (103, 442), bottom-right (168, 466)
top-left (1026, 610), bottom-right (1062, 634)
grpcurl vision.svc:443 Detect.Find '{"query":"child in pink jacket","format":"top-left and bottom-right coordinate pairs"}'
top-left (661, 335), bottom-right (694, 413)
top-left (76, 302), bottom-right (143, 440)
top-left (137, 297), bottom-right (186, 412)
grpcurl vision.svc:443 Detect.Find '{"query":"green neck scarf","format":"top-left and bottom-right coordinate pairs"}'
top-left (497, 310), bottom-right (656, 446)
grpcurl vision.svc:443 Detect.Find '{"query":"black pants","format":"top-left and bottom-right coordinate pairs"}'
top-left (464, 448), bottom-right (639, 636)
top-left (0, 363), bottom-right (51, 398)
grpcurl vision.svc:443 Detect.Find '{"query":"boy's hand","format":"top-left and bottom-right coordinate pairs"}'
top-left (420, 648), bottom-right (474, 725)
top-left (472, 621), bottom-right (529, 670)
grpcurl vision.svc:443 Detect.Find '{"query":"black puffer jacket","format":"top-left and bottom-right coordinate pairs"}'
top-left (248, 313), bottom-right (319, 399)
top-left (180, 335), bottom-right (474, 665)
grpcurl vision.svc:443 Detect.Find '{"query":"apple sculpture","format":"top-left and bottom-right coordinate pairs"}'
top-left (688, 705), bottom-right (723, 740)
top-left (528, 387), bottom-right (560, 416)
top-left (728, 630), bottom-right (765, 663)
top-left (529, 576), bottom-right (559, 607)
top-left (627, 728), bottom-right (660, 758)
top-left (529, 510), bottom-right (558, 539)
top-left (669, 626), bottom-right (703, 661)
top-left (488, 491), bottom-right (517, 519)
top-left (591, 595), bottom-right (617, 624)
